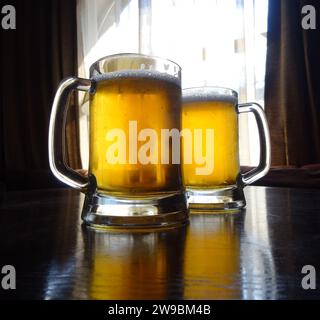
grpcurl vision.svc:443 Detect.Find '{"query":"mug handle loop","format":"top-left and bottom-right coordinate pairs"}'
top-left (237, 102), bottom-right (271, 185)
top-left (48, 77), bottom-right (92, 191)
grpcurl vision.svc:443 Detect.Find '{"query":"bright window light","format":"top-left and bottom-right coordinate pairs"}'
top-left (77, 0), bottom-right (268, 168)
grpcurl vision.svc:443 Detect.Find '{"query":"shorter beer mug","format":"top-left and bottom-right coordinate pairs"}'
top-left (49, 53), bottom-right (187, 228)
top-left (182, 87), bottom-right (271, 211)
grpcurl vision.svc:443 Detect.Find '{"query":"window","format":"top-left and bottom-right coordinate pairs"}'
top-left (77, 0), bottom-right (268, 168)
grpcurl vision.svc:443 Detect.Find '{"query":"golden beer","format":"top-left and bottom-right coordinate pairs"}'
top-left (182, 88), bottom-right (240, 189)
top-left (89, 70), bottom-right (182, 195)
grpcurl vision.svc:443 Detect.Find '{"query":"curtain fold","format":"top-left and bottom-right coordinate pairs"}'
top-left (265, 0), bottom-right (320, 166)
top-left (0, 0), bottom-right (79, 190)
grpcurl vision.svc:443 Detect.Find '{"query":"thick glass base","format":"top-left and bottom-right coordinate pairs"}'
top-left (81, 191), bottom-right (188, 229)
top-left (186, 185), bottom-right (246, 213)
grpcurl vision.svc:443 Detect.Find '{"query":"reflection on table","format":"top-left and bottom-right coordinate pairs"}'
top-left (1, 186), bottom-right (319, 299)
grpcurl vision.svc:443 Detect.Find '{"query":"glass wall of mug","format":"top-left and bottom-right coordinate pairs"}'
top-left (181, 86), bottom-right (270, 212)
top-left (49, 53), bottom-right (187, 228)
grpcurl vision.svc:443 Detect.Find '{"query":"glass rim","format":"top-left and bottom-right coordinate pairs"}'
top-left (89, 52), bottom-right (182, 77)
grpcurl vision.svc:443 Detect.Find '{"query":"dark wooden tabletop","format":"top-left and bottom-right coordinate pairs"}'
top-left (0, 186), bottom-right (319, 300)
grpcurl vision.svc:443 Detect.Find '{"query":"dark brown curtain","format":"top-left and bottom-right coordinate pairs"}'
top-left (265, 0), bottom-right (320, 166)
top-left (0, 0), bottom-right (80, 190)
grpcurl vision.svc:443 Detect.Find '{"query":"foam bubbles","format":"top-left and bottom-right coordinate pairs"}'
top-left (91, 69), bottom-right (181, 87)
top-left (182, 87), bottom-right (238, 105)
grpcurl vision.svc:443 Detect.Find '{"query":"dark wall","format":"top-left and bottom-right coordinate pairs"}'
top-left (265, 0), bottom-right (320, 166)
top-left (0, 0), bottom-right (78, 190)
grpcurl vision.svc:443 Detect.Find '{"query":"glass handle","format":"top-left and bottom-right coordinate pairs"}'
top-left (48, 77), bottom-right (92, 191)
top-left (237, 102), bottom-right (271, 185)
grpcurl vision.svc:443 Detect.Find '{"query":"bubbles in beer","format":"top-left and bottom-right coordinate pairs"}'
top-left (182, 87), bottom-right (238, 105)
top-left (91, 69), bottom-right (181, 88)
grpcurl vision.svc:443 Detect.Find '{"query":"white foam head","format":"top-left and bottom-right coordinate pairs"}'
top-left (182, 87), bottom-right (238, 104)
top-left (91, 69), bottom-right (181, 87)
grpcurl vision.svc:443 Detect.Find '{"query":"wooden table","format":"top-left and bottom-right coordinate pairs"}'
top-left (0, 186), bottom-right (319, 299)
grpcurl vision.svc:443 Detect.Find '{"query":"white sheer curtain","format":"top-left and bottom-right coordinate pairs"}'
top-left (77, 0), bottom-right (268, 168)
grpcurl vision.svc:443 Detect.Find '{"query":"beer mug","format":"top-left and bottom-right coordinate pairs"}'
top-left (49, 53), bottom-right (187, 228)
top-left (182, 86), bottom-right (270, 211)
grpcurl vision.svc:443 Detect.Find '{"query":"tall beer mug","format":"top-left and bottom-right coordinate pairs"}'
top-left (182, 87), bottom-right (271, 211)
top-left (49, 53), bottom-right (187, 228)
